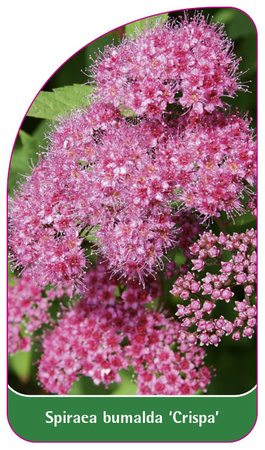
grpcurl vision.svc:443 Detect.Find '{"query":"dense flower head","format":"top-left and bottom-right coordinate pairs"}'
top-left (9, 104), bottom-right (256, 286)
top-left (91, 13), bottom-right (243, 118)
top-left (8, 103), bottom-right (121, 287)
top-left (38, 264), bottom-right (212, 395)
top-left (168, 110), bottom-right (256, 217)
top-left (171, 229), bottom-right (256, 346)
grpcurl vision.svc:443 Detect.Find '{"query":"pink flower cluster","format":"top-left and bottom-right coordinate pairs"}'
top-left (8, 271), bottom-right (51, 354)
top-left (171, 229), bottom-right (257, 346)
top-left (38, 265), bottom-right (212, 395)
top-left (9, 105), bottom-right (256, 285)
top-left (9, 15), bottom-right (256, 286)
top-left (92, 13), bottom-right (243, 117)
top-left (169, 111), bottom-right (256, 217)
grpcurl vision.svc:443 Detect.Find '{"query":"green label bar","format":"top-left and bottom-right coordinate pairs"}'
top-left (8, 386), bottom-right (257, 443)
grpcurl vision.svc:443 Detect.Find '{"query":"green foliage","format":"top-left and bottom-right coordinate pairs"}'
top-left (9, 350), bottom-right (33, 383)
top-left (213, 8), bottom-right (256, 38)
top-left (8, 120), bottom-right (51, 195)
top-left (125, 13), bottom-right (168, 38)
top-left (69, 369), bottom-right (138, 396)
top-left (232, 211), bottom-right (256, 227)
top-left (27, 84), bottom-right (93, 120)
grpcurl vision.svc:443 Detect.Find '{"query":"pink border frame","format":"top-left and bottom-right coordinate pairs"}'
top-left (6, 5), bottom-right (258, 444)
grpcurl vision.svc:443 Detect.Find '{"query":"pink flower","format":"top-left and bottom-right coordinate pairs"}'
top-left (221, 261), bottom-right (234, 274)
top-left (202, 301), bottom-right (215, 312)
top-left (221, 288), bottom-right (234, 302)
top-left (199, 333), bottom-right (209, 345)
top-left (192, 259), bottom-right (205, 271)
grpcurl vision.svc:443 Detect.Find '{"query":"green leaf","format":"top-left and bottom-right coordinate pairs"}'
top-left (27, 84), bottom-right (93, 120)
top-left (232, 211), bottom-right (256, 227)
top-left (213, 8), bottom-right (256, 39)
top-left (110, 369), bottom-right (138, 395)
top-left (8, 120), bottom-right (52, 195)
top-left (125, 13), bottom-right (168, 38)
top-left (212, 8), bottom-right (236, 24)
top-left (8, 262), bottom-right (17, 286)
top-left (8, 350), bottom-right (33, 382)
top-left (226, 10), bottom-right (256, 39)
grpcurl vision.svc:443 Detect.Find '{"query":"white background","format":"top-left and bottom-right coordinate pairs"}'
top-left (1, 0), bottom-right (264, 448)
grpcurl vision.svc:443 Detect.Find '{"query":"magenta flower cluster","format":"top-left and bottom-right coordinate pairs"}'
top-left (8, 12), bottom-right (256, 395)
top-left (8, 270), bottom-right (70, 355)
top-left (92, 14), bottom-right (243, 116)
top-left (38, 264), bottom-right (211, 395)
top-left (8, 271), bottom-right (50, 354)
top-left (9, 104), bottom-right (256, 286)
top-left (172, 229), bottom-right (257, 346)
